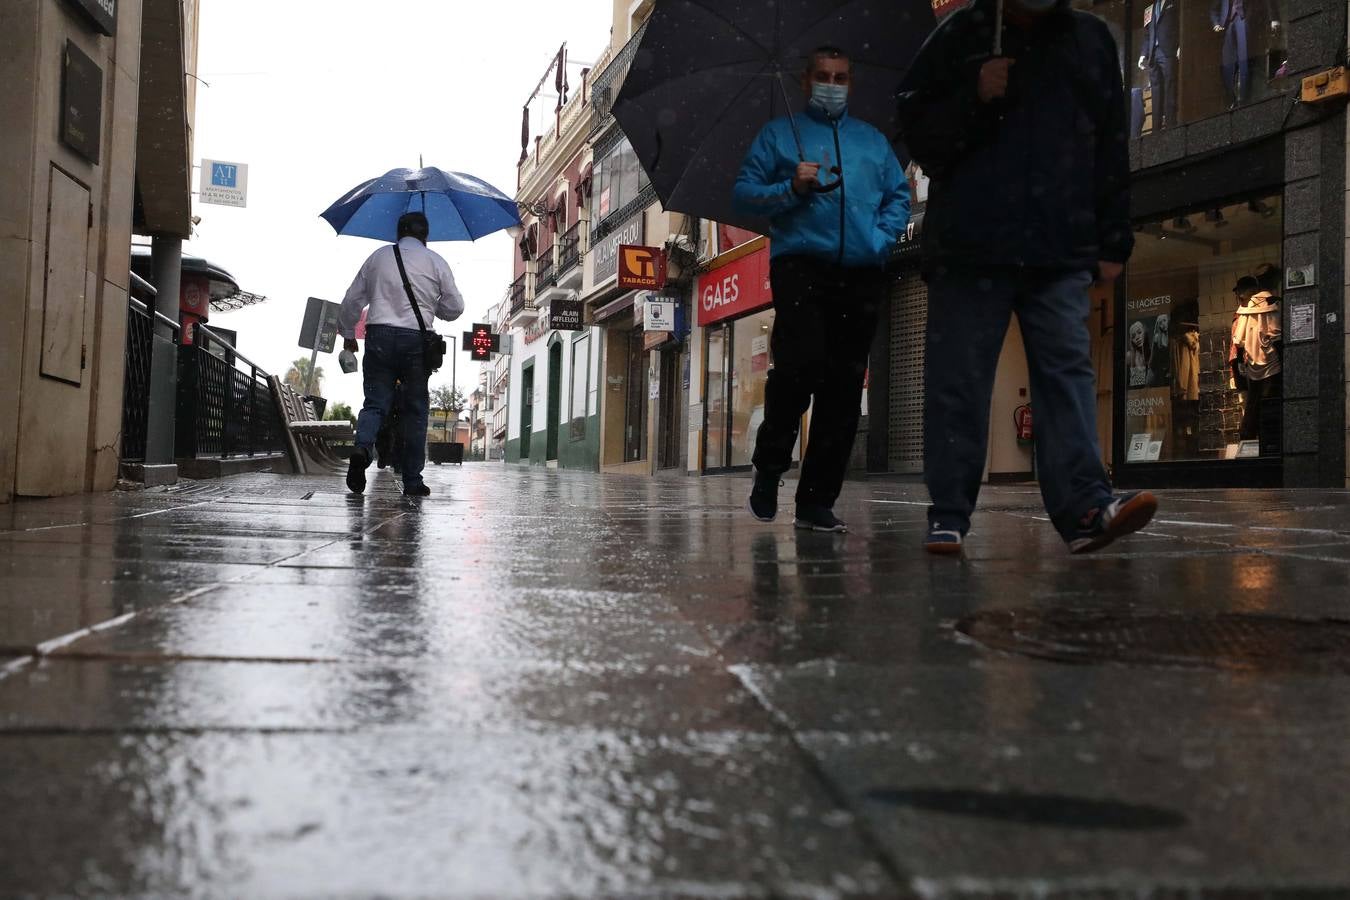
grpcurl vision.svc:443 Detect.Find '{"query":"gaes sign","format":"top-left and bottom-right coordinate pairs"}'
top-left (696, 244), bottom-right (772, 326)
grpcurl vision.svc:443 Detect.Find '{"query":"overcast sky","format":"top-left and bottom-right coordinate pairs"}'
top-left (185, 0), bottom-right (614, 414)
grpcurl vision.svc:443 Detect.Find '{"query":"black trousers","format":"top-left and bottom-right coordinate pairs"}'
top-left (751, 255), bottom-right (883, 509)
top-left (1240, 371), bottom-right (1282, 445)
top-left (1149, 55), bottom-right (1179, 127)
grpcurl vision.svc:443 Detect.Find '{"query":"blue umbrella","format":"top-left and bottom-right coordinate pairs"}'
top-left (320, 166), bottom-right (521, 242)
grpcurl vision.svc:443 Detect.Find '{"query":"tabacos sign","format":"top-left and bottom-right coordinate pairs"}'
top-left (696, 245), bottom-right (772, 326)
top-left (617, 245), bottom-right (667, 290)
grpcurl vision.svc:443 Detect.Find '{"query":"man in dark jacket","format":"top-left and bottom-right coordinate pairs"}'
top-left (896, 0), bottom-right (1157, 555)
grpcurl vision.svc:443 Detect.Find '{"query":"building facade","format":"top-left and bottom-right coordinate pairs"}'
top-left (1, 0), bottom-right (200, 501)
top-left (869, 0), bottom-right (1350, 489)
top-left (504, 45), bottom-right (606, 470)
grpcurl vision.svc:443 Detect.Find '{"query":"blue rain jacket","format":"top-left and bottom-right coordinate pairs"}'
top-left (732, 105), bottom-right (910, 269)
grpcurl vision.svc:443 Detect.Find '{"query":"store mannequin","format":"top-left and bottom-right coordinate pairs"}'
top-left (1171, 300), bottom-right (1201, 457)
top-left (1138, 1), bottom-right (1179, 130)
top-left (1211, 0), bottom-right (1280, 107)
top-left (1228, 274), bottom-right (1282, 444)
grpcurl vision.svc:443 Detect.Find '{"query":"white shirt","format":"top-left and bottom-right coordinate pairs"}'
top-left (338, 237), bottom-right (464, 339)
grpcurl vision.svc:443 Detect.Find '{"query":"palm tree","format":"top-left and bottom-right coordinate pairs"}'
top-left (284, 357), bottom-right (324, 395)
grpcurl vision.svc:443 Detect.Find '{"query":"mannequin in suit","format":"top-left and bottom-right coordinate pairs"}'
top-left (1211, 0), bottom-right (1279, 107)
top-left (1138, 1), bottom-right (1180, 129)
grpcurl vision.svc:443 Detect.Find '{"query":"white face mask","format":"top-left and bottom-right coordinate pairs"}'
top-left (809, 82), bottom-right (848, 118)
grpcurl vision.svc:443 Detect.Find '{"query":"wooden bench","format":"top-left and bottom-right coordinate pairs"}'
top-left (270, 376), bottom-right (353, 474)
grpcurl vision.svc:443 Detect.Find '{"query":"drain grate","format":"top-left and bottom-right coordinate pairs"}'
top-left (954, 608), bottom-right (1350, 674)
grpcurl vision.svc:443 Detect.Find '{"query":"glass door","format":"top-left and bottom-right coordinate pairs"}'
top-left (704, 325), bottom-right (728, 470)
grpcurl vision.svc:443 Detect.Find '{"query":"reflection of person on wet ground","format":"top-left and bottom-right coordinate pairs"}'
top-left (896, 0), bottom-right (1158, 556)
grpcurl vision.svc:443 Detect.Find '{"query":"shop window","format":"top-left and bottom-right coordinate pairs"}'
top-left (1124, 194), bottom-right (1283, 464)
top-left (729, 310), bottom-right (775, 467)
top-left (1133, 0), bottom-right (1290, 134)
top-left (589, 138), bottom-right (650, 226)
top-left (569, 334), bottom-right (589, 441)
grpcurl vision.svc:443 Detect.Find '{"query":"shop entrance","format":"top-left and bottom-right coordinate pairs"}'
top-left (623, 330), bottom-right (648, 463)
top-left (657, 348), bottom-right (681, 469)
top-left (519, 361), bottom-right (534, 461)
top-left (702, 308), bottom-right (776, 472)
top-left (546, 339), bottom-right (562, 461)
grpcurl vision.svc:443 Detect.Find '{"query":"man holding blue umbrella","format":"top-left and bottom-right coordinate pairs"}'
top-left (338, 211), bottom-right (464, 496)
top-left (321, 165), bottom-right (518, 496)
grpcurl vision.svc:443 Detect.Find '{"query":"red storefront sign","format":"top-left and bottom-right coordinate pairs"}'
top-left (696, 245), bottom-right (772, 326)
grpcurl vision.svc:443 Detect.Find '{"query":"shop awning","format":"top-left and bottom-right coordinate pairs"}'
top-left (130, 246), bottom-right (270, 311)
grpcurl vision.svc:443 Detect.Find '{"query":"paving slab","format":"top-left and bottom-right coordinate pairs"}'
top-left (1, 466), bottom-right (1349, 896)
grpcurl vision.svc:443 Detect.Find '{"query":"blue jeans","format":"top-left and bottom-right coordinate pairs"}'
top-left (924, 268), bottom-right (1112, 540)
top-left (355, 325), bottom-right (430, 489)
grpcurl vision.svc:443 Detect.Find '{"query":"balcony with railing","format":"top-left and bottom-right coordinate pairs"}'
top-left (557, 223), bottom-right (582, 283)
top-left (590, 21), bottom-right (647, 128)
top-left (535, 246), bottom-right (556, 290)
top-left (508, 273), bottom-right (533, 320)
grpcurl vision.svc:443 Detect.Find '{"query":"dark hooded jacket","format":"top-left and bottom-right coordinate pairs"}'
top-left (895, 0), bottom-right (1133, 274)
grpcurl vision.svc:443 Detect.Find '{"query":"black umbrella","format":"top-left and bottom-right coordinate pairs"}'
top-left (612, 0), bottom-right (935, 232)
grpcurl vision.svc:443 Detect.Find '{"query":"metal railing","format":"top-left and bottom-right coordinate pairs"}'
top-left (508, 273), bottom-right (530, 316)
top-left (591, 21), bottom-right (647, 126)
top-left (121, 277), bottom-right (180, 463)
top-left (175, 323), bottom-right (285, 459)
top-left (536, 248), bottom-right (556, 289)
top-left (558, 223), bottom-right (581, 275)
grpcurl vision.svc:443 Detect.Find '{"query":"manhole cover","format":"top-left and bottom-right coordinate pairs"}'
top-left (954, 609), bottom-right (1350, 674)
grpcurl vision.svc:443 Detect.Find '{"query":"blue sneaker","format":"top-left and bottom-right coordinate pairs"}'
top-left (1066, 491), bottom-right (1159, 554)
top-left (924, 523), bottom-right (964, 556)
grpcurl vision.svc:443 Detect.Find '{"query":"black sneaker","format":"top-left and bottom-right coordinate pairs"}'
top-left (794, 504), bottom-right (848, 533)
top-left (403, 483), bottom-right (431, 497)
top-left (346, 447), bottom-right (371, 494)
top-left (747, 471), bottom-right (781, 522)
top-left (1066, 490), bottom-right (1158, 554)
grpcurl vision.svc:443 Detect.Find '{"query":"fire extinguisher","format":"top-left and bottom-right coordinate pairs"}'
top-left (1014, 403), bottom-right (1033, 444)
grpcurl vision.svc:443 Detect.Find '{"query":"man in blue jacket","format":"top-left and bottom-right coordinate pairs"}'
top-left (733, 46), bottom-right (910, 533)
top-left (896, 0), bottom-right (1157, 555)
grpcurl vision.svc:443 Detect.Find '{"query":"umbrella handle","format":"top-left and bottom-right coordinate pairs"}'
top-left (776, 72), bottom-right (807, 162)
top-left (994, 0), bottom-right (1004, 56)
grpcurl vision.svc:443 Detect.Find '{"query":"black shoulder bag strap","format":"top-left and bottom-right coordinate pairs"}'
top-left (392, 242), bottom-right (445, 372)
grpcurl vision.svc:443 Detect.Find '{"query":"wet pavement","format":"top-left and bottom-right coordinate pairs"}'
top-left (2, 466), bottom-right (1349, 897)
